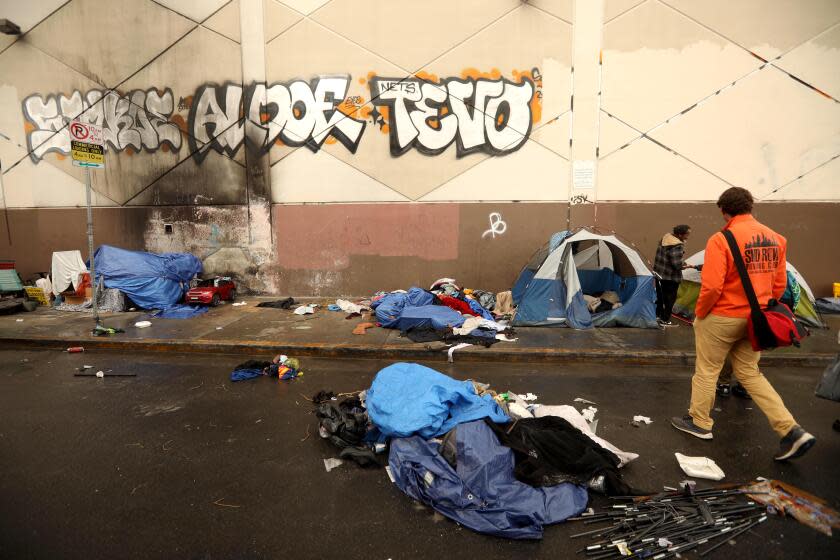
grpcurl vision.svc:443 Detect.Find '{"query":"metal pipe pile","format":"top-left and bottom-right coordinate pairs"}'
top-left (569, 487), bottom-right (767, 559)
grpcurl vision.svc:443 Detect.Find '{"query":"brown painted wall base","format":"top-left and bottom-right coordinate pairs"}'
top-left (1, 202), bottom-right (838, 296)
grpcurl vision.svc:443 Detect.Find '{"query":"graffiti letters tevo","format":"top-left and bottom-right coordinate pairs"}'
top-left (370, 76), bottom-right (534, 157)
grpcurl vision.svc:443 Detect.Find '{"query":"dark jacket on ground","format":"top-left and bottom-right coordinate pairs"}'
top-left (654, 233), bottom-right (685, 282)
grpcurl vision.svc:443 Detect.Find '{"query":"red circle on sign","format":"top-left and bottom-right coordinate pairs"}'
top-left (70, 123), bottom-right (89, 140)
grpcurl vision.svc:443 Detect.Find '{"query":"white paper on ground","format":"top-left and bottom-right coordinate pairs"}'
top-left (336, 299), bottom-right (364, 314)
top-left (134, 321), bottom-right (151, 328)
top-left (294, 305), bottom-right (315, 315)
top-left (674, 453), bottom-right (725, 481)
top-left (323, 458), bottom-right (344, 472)
top-left (447, 342), bottom-right (472, 363)
top-left (535, 405), bottom-right (639, 466)
top-left (518, 392), bottom-right (538, 401)
top-left (581, 406), bottom-right (598, 422)
top-left (232, 302), bottom-right (246, 307)
top-left (633, 415), bottom-right (653, 424)
top-left (574, 397), bottom-right (597, 405)
top-left (385, 466), bottom-right (395, 483)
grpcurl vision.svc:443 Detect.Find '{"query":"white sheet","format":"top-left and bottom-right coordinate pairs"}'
top-left (51, 251), bottom-right (87, 296)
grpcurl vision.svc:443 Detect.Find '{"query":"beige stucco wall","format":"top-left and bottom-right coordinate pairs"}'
top-left (0, 0), bottom-right (838, 293)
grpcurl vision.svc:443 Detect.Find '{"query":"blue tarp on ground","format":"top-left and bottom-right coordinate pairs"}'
top-left (366, 363), bottom-right (509, 438)
top-left (92, 245), bottom-right (206, 318)
top-left (371, 287), bottom-right (465, 331)
top-left (389, 420), bottom-right (588, 539)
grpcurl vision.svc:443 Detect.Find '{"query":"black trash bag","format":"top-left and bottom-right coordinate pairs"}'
top-left (315, 396), bottom-right (369, 449)
top-left (815, 354), bottom-right (840, 402)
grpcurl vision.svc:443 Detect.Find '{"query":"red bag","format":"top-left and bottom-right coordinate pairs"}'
top-left (723, 230), bottom-right (808, 351)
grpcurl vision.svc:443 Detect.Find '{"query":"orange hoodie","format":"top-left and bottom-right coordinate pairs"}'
top-left (695, 214), bottom-right (787, 319)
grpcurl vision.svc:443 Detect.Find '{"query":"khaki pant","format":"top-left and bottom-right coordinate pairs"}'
top-left (689, 314), bottom-right (796, 437)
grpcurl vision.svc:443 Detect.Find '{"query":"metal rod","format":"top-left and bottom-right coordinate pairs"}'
top-left (699, 516), bottom-right (766, 557)
top-left (84, 166), bottom-right (99, 326)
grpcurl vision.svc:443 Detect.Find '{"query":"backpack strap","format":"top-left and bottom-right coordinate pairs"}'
top-left (722, 229), bottom-right (763, 315)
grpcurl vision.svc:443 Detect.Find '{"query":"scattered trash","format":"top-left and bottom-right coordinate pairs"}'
top-left (573, 397), bottom-right (597, 405)
top-left (581, 406), bottom-right (597, 423)
top-left (216, 326), bottom-right (223, 330)
top-left (714, 407), bottom-right (722, 412)
top-left (231, 302), bottom-right (247, 307)
top-left (80, 365), bottom-right (93, 370)
top-left (570, 486), bottom-right (767, 558)
top-left (518, 392), bottom-right (538, 401)
top-left (743, 479), bottom-right (840, 536)
top-left (230, 356), bottom-right (303, 382)
top-left (632, 415), bottom-right (653, 424)
top-left (294, 305), bottom-right (315, 315)
top-left (15, 318), bottom-right (23, 322)
top-left (674, 452), bottom-right (725, 480)
top-left (385, 465), bottom-right (395, 483)
top-left (292, 325), bottom-right (312, 330)
top-left (134, 321), bottom-right (152, 328)
top-left (336, 299), bottom-right (365, 314)
top-left (328, 304), bottom-right (341, 311)
top-left (324, 458), bottom-right (345, 472)
top-left (447, 342), bottom-right (472, 362)
top-left (352, 322), bottom-right (376, 335)
top-left (257, 297), bottom-right (295, 309)
top-left (66, 346), bottom-right (85, 353)
top-left (74, 370), bottom-right (136, 377)
top-left (92, 324), bottom-right (125, 337)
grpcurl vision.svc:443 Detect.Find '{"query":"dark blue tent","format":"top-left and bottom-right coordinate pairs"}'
top-left (92, 245), bottom-right (206, 318)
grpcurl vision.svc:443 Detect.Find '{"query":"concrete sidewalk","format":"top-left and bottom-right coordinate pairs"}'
top-left (0, 297), bottom-right (836, 366)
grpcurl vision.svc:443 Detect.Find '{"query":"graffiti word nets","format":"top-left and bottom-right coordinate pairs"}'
top-left (23, 89), bottom-right (181, 161)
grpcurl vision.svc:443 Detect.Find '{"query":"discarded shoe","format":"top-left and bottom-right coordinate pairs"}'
top-left (731, 383), bottom-right (752, 400)
top-left (774, 426), bottom-right (816, 461)
top-left (716, 383), bottom-right (731, 397)
top-left (670, 415), bottom-right (713, 440)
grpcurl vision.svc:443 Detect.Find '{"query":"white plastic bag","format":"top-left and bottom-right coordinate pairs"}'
top-left (674, 453), bottom-right (725, 481)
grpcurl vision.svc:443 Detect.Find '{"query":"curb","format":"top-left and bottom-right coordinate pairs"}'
top-left (0, 336), bottom-right (833, 367)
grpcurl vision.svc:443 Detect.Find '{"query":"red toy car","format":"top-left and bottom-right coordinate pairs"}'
top-left (185, 277), bottom-right (236, 306)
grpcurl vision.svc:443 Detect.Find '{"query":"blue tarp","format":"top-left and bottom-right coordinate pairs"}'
top-left (367, 363), bottom-right (509, 438)
top-left (371, 287), bottom-right (465, 331)
top-left (92, 245), bottom-right (206, 318)
top-left (389, 420), bottom-right (588, 539)
top-left (366, 363), bottom-right (509, 438)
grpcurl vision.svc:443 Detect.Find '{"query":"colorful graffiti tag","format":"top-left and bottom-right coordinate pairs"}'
top-left (21, 70), bottom-right (541, 163)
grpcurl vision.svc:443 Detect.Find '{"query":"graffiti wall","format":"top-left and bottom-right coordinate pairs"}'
top-left (0, 0), bottom-right (838, 295)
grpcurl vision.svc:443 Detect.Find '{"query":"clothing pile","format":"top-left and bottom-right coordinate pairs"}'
top-left (370, 281), bottom-right (517, 350)
top-left (311, 362), bottom-right (639, 540)
top-left (229, 355), bottom-right (303, 382)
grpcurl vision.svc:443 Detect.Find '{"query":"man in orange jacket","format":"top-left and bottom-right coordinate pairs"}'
top-left (670, 187), bottom-right (815, 461)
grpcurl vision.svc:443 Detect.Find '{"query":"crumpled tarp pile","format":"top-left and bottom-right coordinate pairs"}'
top-left (92, 245), bottom-right (206, 319)
top-left (370, 284), bottom-right (515, 348)
top-left (313, 362), bottom-right (639, 540)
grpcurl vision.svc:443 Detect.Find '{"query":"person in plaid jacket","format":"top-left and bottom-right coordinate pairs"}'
top-left (654, 224), bottom-right (693, 325)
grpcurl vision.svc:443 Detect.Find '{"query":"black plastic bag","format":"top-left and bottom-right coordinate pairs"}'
top-left (815, 354), bottom-right (840, 402)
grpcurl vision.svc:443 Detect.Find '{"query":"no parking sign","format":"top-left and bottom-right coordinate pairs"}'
top-left (69, 120), bottom-right (105, 168)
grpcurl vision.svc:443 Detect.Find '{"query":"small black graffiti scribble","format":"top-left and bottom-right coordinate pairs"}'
top-left (570, 194), bottom-right (591, 205)
top-left (178, 96), bottom-right (189, 111)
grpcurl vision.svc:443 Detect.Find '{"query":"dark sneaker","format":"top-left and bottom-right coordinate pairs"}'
top-left (716, 383), bottom-right (731, 397)
top-left (671, 415), bottom-right (713, 440)
top-left (731, 383), bottom-right (752, 400)
top-left (774, 426), bottom-right (816, 461)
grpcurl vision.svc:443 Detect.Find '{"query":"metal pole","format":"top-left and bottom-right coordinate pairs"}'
top-left (84, 166), bottom-right (99, 325)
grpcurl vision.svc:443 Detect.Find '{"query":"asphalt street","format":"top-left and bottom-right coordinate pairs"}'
top-left (0, 349), bottom-right (838, 559)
